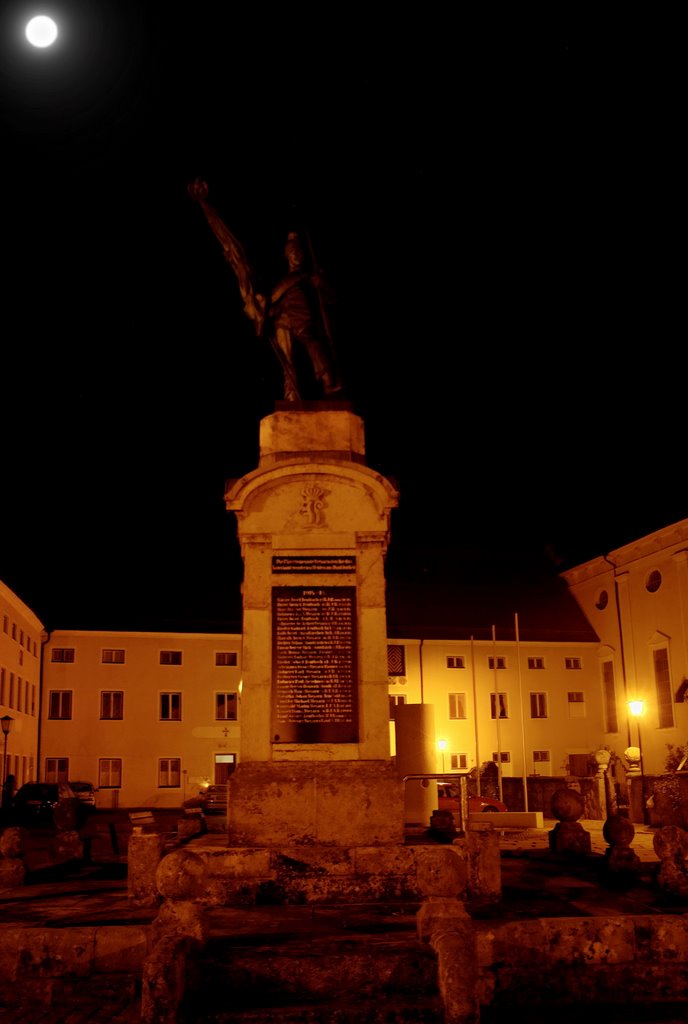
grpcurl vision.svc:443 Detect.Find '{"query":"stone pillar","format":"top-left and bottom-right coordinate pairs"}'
top-left (224, 404), bottom-right (403, 846)
top-left (128, 829), bottom-right (166, 906)
top-left (395, 703), bottom-right (438, 827)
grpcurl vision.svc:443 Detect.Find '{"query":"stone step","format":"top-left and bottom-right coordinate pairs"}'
top-left (181, 995), bottom-right (444, 1023)
top-left (181, 904), bottom-right (441, 1022)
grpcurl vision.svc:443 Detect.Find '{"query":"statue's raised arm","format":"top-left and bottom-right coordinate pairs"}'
top-left (188, 178), bottom-right (266, 333)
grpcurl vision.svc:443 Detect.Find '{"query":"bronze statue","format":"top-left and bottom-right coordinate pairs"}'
top-left (189, 179), bottom-right (342, 401)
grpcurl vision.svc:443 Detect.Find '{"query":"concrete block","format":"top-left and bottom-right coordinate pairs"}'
top-left (17, 927), bottom-right (95, 977)
top-left (94, 926), bottom-right (150, 972)
top-left (468, 811), bottom-right (544, 828)
top-left (352, 845), bottom-right (415, 876)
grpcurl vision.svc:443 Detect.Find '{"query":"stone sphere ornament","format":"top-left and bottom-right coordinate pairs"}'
top-left (156, 849), bottom-right (207, 901)
top-left (603, 814), bottom-right (635, 849)
top-left (551, 787), bottom-right (585, 823)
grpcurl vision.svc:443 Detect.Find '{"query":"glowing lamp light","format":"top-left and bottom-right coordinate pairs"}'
top-left (628, 699), bottom-right (645, 718)
top-left (25, 16), bottom-right (58, 48)
top-left (437, 739), bottom-right (448, 752)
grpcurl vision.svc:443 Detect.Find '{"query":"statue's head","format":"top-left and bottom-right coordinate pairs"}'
top-left (188, 177), bottom-right (209, 201)
top-left (285, 231), bottom-right (306, 271)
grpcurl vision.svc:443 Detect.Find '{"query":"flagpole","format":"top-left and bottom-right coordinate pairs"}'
top-left (471, 635), bottom-right (481, 796)
top-left (515, 612), bottom-right (529, 811)
top-left (492, 624), bottom-right (503, 804)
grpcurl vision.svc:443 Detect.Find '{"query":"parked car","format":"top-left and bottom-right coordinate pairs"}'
top-left (202, 784), bottom-right (228, 814)
top-left (13, 782), bottom-right (85, 829)
top-left (437, 783), bottom-right (507, 814)
top-left (68, 781), bottom-right (97, 809)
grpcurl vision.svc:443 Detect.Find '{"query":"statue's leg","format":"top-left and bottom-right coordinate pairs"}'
top-left (275, 327), bottom-right (299, 400)
top-left (298, 335), bottom-right (341, 395)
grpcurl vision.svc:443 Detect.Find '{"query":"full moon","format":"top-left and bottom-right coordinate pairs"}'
top-left (25, 15), bottom-right (58, 48)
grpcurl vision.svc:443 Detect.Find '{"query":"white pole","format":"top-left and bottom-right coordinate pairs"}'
top-left (515, 612), bottom-right (529, 811)
top-left (492, 624), bottom-right (503, 803)
top-left (471, 635), bottom-right (481, 795)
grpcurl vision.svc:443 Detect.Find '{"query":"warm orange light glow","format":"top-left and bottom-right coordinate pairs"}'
top-left (628, 699), bottom-right (645, 718)
top-left (437, 739), bottom-right (448, 752)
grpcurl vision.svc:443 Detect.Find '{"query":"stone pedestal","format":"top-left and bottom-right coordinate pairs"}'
top-left (224, 403), bottom-right (401, 847)
top-left (227, 760), bottom-right (403, 846)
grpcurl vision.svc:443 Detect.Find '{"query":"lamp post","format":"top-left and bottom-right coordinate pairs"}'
top-left (1, 715), bottom-right (13, 798)
top-left (628, 700), bottom-right (647, 824)
top-left (438, 739), bottom-right (447, 775)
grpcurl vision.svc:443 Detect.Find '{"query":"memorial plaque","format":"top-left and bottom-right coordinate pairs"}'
top-left (272, 555), bottom-right (356, 574)
top-left (272, 586), bottom-right (358, 743)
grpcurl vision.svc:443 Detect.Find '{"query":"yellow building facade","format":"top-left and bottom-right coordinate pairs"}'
top-left (562, 518), bottom-right (688, 778)
top-left (3, 517), bottom-right (687, 808)
top-left (0, 580), bottom-right (43, 793)
top-left (40, 630), bottom-right (241, 808)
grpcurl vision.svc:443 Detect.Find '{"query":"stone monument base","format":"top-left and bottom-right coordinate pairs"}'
top-left (191, 841), bottom-right (470, 906)
top-left (227, 761), bottom-right (404, 846)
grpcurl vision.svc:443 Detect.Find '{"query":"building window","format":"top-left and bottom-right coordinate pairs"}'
top-left (568, 691), bottom-right (586, 718)
top-left (102, 649), bottom-right (125, 664)
top-left (159, 758), bottom-right (181, 788)
top-left (654, 647), bottom-right (674, 728)
top-left (387, 644), bottom-right (406, 677)
top-left (2, 615), bottom-right (7, 633)
top-left (448, 693), bottom-right (467, 720)
top-left (45, 757), bottom-right (69, 782)
top-left (530, 692), bottom-right (548, 718)
top-left (533, 750), bottom-right (550, 764)
top-left (160, 650), bottom-right (182, 666)
top-left (492, 751), bottom-right (511, 763)
top-left (490, 693), bottom-right (508, 719)
top-left (565, 657), bottom-right (582, 670)
top-left (160, 692), bottom-right (182, 721)
top-left (216, 693), bottom-right (238, 721)
top-left (0, 668), bottom-right (5, 704)
top-left (18, 649), bottom-right (23, 667)
top-left (99, 758), bottom-right (122, 788)
top-left (528, 657), bottom-right (545, 670)
top-left (646, 570), bottom-right (662, 594)
top-left (446, 656), bottom-right (465, 669)
top-left (101, 691), bottom-right (124, 720)
top-left (9, 673), bottom-right (14, 708)
top-left (51, 648), bottom-right (75, 663)
top-left (450, 753), bottom-right (467, 770)
top-left (602, 661), bottom-right (618, 733)
top-left (488, 656), bottom-right (506, 670)
top-left (389, 694), bottom-right (407, 719)
top-left (48, 691), bottom-right (73, 719)
top-left (215, 652), bottom-right (238, 666)
top-left (31, 684), bottom-right (36, 716)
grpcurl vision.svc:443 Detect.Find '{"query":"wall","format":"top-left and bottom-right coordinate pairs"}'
top-left (563, 519), bottom-right (688, 774)
top-left (41, 630), bottom-right (241, 807)
top-left (0, 581), bottom-right (42, 790)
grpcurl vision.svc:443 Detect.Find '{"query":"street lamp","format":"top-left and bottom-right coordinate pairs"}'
top-left (628, 700), bottom-right (647, 824)
top-left (1, 715), bottom-right (13, 795)
top-left (438, 739), bottom-right (447, 774)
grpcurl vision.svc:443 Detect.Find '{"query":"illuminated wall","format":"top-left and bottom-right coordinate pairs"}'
top-left (0, 580), bottom-right (42, 790)
top-left (563, 518), bottom-right (688, 776)
top-left (41, 629), bottom-right (241, 807)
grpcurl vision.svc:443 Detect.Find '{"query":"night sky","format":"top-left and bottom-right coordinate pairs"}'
top-left (0, 4), bottom-right (684, 629)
